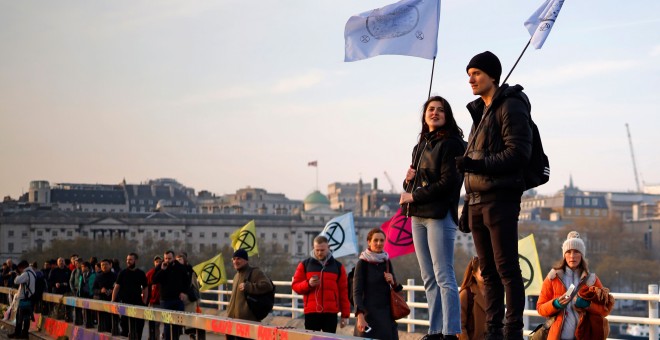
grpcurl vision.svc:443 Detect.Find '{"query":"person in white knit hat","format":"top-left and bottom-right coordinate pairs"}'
top-left (535, 231), bottom-right (614, 340)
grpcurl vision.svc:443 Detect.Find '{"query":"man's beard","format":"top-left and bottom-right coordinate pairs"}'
top-left (127, 264), bottom-right (136, 269)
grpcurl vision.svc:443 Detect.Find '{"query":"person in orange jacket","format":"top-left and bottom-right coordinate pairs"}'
top-left (536, 231), bottom-right (614, 340)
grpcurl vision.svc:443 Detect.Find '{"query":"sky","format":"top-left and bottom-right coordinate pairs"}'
top-left (1, 1), bottom-right (659, 201)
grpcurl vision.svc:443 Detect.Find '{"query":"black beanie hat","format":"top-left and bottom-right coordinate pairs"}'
top-left (466, 51), bottom-right (502, 85)
top-left (232, 248), bottom-right (248, 261)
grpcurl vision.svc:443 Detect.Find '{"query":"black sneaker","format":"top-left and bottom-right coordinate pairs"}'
top-left (420, 334), bottom-right (443, 340)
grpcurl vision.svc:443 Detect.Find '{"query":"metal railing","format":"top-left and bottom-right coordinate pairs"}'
top-left (201, 280), bottom-right (660, 339)
top-left (2, 282), bottom-right (659, 339)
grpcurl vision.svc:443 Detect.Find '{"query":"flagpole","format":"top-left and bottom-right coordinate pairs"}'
top-left (427, 57), bottom-right (436, 99)
top-left (502, 39), bottom-right (531, 85)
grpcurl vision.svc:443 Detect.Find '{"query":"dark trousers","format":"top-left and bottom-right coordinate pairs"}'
top-left (148, 303), bottom-right (161, 340)
top-left (12, 300), bottom-right (33, 337)
top-left (161, 299), bottom-right (184, 340)
top-left (74, 306), bottom-right (84, 325)
top-left (304, 313), bottom-right (338, 333)
top-left (120, 313), bottom-right (145, 340)
top-left (470, 199), bottom-right (525, 336)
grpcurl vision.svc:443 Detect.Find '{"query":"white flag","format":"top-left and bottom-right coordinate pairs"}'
top-left (524, 0), bottom-right (565, 49)
top-left (344, 0), bottom-right (440, 62)
top-left (319, 212), bottom-right (358, 258)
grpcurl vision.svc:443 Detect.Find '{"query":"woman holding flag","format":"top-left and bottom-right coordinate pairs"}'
top-left (399, 96), bottom-right (465, 340)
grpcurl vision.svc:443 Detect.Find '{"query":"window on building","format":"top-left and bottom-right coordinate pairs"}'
top-left (576, 198), bottom-right (582, 205)
top-left (212, 232), bottom-right (217, 238)
top-left (160, 232), bottom-right (166, 237)
top-left (131, 232), bottom-right (136, 238)
top-left (224, 232), bottom-right (229, 238)
top-left (37, 231), bottom-right (43, 237)
top-left (212, 244), bottom-right (217, 252)
top-left (66, 231), bottom-right (73, 237)
top-left (284, 245), bottom-right (289, 253)
top-left (284, 233), bottom-right (289, 240)
top-left (8, 243), bottom-right (14, 252)
top-left (273, 233), bottom-right (277, 239)
top-left (200, 232), bottom-right (205, 238)
top-left (82, 232), bottom-right (89, 237)
top-left (200, 244), bottom-right (205, 252)
top-left (260, 233), bottom-right (265, 239)
top-left (575, 209), bottom-right (581, 216)
top-left (592, 198), bottom-right (598, 206)
top-left (585, 209), bottom-right (591, 216)
top-left (174, 232), bottom-right (180, 238)
top-left (8, 230), bottom-right (14, 237)
top-left (594, 210), bottom-right (600, 216)
top-left (52, 231), bottom-right (58, 236)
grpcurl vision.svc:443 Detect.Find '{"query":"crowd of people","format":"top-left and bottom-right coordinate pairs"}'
top-left (2, 51), bottom-right (615, 340)
top-left (1, 251), bottom-right (204, 340)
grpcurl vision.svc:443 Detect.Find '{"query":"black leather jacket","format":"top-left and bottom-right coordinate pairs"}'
top-left (402, 129), bottom-right (466, 223)
top-left (464, 84), bottom-right (532, 203)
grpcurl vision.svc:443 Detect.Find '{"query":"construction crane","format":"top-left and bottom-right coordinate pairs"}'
top-left (625, 123), bottom-right (642, 192)
top-left (383, 171), bottom-right (398, 194)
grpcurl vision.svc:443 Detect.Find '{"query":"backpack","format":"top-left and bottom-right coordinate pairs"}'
top-left (491, 99), bottom-right (550, 190)
top-left (523, 120), bottom-right (550, 190)
top-left (26, 271), bottom-right (47, 303)
top-left (244, 268), bottom-right (275, 321)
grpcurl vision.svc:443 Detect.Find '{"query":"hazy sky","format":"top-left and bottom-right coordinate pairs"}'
top-left (1, 1), bottom-right (659, 201)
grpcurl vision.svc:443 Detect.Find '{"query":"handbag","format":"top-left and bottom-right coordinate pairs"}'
top-left (386, 261), bottom-right (410, 320)
top-left (529, 316), bottom-right (555, 340)
top-left (458, 199), bottom-right (471, 233)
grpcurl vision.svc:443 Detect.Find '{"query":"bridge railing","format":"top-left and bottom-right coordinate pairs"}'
top-left (1, 282), bottom-right (659, 339)
top-left (201, 279), bottom-right (660, 339)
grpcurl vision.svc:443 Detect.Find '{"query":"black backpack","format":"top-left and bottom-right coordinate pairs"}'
top-left (244, 268), bottom-right (275, 321)
top-left (491, 100), bottom-right (549, 190)
top-left (523, 120), bottom-right (550, 190)
top-left (26, 271), bottom-right (47, 303)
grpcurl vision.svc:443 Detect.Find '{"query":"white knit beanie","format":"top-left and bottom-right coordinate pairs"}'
top-left (562, 231), bottom-right (586, 256)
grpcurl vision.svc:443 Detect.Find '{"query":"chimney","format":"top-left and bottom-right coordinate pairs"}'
top-left (373, 178), bottom-right (378, 191)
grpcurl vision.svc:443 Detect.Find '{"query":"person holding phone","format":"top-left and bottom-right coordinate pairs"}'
top-left (536, 231), bottom-right (614, 340)
top-left (353, 228), bottom-right (403, 340)
top-left (291, 235), bottom-right (350, 333)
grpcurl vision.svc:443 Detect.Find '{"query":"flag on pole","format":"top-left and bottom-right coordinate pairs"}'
top-left (231, 220), bottom-right (259, 257)
top-left (320, 212), bottom-right (359, 258)
top-left (193, 252), bottom-right (228, 291)
top-left (518, 234), bottom-right (544, 295)
top-left (524, 0), bottom-right (565, 49)
top-left (308, 160), bottom-right (318, 167)
top-left (344, 0), bottom-right (441, 62)
top-left (381, 209), bottom-right (415, 258)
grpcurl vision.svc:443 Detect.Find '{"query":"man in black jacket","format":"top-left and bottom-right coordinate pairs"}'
top-left (93, 259), bottom-right (116, 333)
top-left (456, 51), bottom-right (532, 340)
top-left (153, 250), bottom-right (189, 340)
top-left (112, 253), bottom-right (148, 340)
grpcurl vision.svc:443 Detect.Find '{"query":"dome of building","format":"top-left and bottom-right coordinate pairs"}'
top-left (304, 191), bottom-right (330, 205)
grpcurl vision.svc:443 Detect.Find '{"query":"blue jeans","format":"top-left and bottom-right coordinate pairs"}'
top-left (161, 299), bottom-right (184, 340)
top-left (412, 214), bottom-right (461, 335)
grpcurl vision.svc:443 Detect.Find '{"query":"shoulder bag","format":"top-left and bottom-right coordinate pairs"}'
top-left (386, 261), bottom-right (410, 320)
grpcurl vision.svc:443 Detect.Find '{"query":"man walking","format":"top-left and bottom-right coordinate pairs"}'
top-left (152, 250), bottom-right (189, 340)
top-left (93, 259), bottom-right (116, 333)
top-left (112, 253), bottom-right (148, 340)
top-left (291, 235), bottom-right (350, 333)
top-left (7, 261), bottom-right (35, 339)
top-left (226, 249), bottom-right (273, 340)
top-left (456, 51), bottom-right (532, 340)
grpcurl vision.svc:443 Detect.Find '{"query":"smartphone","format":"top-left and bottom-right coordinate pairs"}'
top-left (365, 326), bottom-right (372, 333)
top-left (564, 284), bottom-right (575, 299)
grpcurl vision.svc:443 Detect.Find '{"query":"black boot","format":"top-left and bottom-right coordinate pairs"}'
top-left (420, 334), bottom-right (443, 340)
top-left (485, 327), bottom-right (504, 340)
top-left (504, 329), bottom-right (523, 340)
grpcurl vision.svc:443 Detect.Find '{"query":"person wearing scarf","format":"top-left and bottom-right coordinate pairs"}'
top-left (353, 228), bottom-right (403, 340)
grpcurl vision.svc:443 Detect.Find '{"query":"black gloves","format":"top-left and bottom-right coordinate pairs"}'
top-left (455, 156), bottom-right (485, 173)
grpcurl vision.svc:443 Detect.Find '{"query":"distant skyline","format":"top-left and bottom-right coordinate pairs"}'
top-left (1, 1), bottom-right (659, 201)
